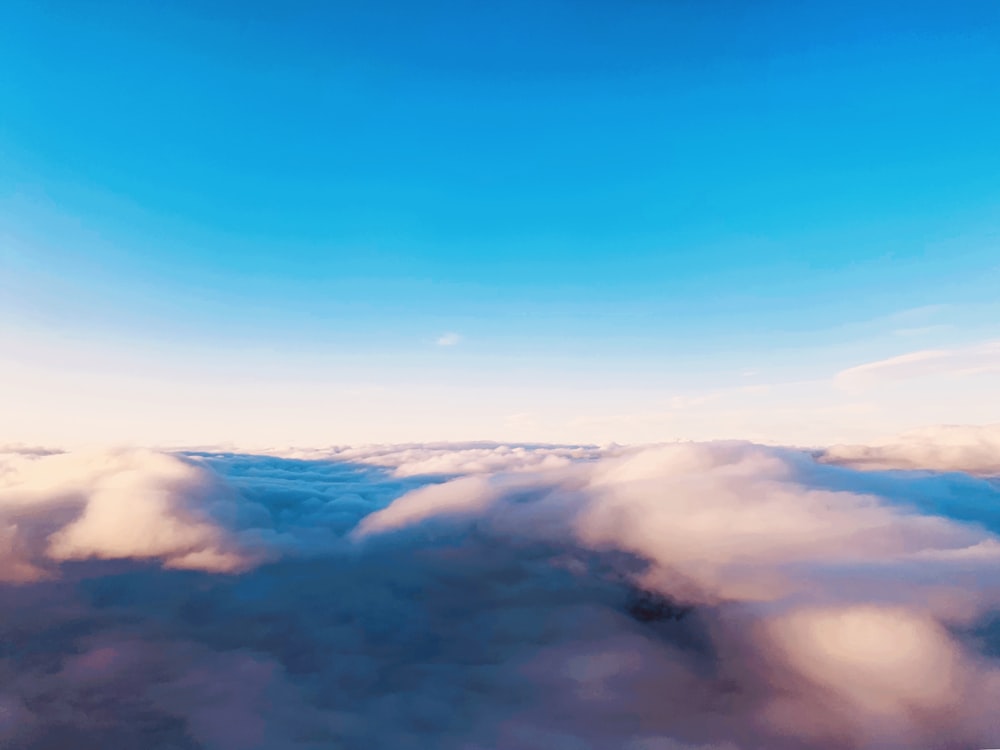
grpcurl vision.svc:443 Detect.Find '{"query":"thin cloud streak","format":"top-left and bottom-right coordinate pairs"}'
top-left (836, 340), bottom-right (1000, 388)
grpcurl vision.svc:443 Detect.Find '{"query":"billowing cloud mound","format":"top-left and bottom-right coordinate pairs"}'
top-left (2, 438), bottom-right (1000, 749)
top-left (0, 448), bottom-right (256, 581)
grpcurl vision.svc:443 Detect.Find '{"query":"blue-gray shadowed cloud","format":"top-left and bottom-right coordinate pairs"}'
top-left (1, 438), bottom-right (1000, 749)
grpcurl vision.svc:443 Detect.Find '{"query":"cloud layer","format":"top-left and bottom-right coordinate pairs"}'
top-left (2, 436), bottom-right (1000, 749)
top-left (821, 423), bottom-right (1000, 475)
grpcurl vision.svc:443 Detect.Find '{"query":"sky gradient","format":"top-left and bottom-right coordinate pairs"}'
top-left (2, 0), bottom-right (999, 447)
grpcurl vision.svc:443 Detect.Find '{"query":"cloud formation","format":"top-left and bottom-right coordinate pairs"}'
top-left (279, 441), bottom-right (607, 477)
top-left (0, 448), bottom-right (257, 582)
top-left (821, 423), bottom-right (1000, 475)
top-left (836, 339), bottom-right (1000, 388)
top-left (2, 436), bottom-right (1000, 749)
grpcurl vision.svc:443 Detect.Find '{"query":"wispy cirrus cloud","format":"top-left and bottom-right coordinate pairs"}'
top-left (835, 339), bottom-right (1000, 388)
top-left (435, 332), bottom-right (462, 347)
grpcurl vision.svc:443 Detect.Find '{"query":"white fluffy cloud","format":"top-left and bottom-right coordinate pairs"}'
top-left (0, 448), bottom-right (257, 581)
top-left (279, 441), bottom-right (609, 477)
top-left (2, 435), bottom-right (1000, 749)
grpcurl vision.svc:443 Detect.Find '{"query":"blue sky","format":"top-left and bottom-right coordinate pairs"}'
top-left (2, 0), bottom-right (999, 447)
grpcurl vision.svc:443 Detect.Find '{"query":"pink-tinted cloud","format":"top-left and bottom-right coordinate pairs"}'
top-left (0, 448), bottom-right (258, 580)
top-left (2, 437), bottom-right (1000, 749)
top-left (821, 423), bottom-right (1000, 475)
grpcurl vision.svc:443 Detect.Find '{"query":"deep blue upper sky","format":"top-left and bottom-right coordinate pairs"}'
top-left (1, 0), bottom-right (999, 445)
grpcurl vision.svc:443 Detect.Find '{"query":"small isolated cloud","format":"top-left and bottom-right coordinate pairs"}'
top-left (436, 332), bottom-right (462, 347)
